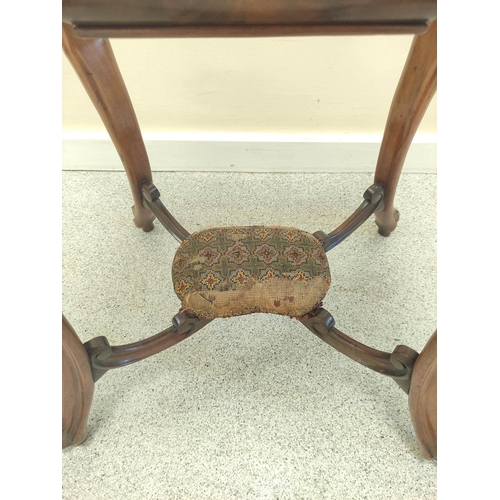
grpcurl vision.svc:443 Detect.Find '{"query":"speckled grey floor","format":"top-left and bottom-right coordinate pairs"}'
top-left (62, 171), bottom-right (436, 499)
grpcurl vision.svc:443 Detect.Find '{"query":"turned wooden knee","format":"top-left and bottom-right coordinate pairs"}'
top-left (62, 315), bottom-right (94, 448)
top-left (409, 331), bottom-right (437, 459)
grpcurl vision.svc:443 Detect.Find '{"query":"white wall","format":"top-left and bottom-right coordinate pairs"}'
top-left (62, 36), bottom-right (436, 135)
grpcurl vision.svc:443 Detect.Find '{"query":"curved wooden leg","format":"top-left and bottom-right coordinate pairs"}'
top-left (374, 20), bottom-right (437, 236)
top-left (62, 315), bottom-right (94, 448)
top-left (62, 23), bottom-right (155, 231)
top-left (408, 331), bottom-right (437, 459)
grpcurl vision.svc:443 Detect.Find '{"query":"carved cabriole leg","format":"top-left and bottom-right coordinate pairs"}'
top-left (374, 20), bottom-right (437, 236)
top-left (409, 331), bottom-right (437, 459)
top-left (62, 23), bottom-right (155, 231)
top-left (62, 315), bottom-right (94, 448)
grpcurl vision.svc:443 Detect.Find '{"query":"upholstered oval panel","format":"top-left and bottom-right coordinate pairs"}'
top-left (172, 226), bottom-right (330, 319)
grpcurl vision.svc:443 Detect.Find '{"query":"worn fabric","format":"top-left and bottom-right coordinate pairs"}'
top-left (172, 226), bottom-right (331, 319)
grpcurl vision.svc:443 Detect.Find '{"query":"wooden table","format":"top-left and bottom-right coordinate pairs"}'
top-left (62, 0), bottom-right (437, 460)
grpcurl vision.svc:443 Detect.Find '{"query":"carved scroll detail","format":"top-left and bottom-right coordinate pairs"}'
top-left (300, 308), bottom-right (418, 393)
top-left (314, 184), bottom-right (385, 252)
top-left (141, 181), bottom-right (190, 242)
top-left (84, 312), bottom-right (211, 381)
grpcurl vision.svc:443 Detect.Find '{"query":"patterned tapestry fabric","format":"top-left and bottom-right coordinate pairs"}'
top-left (172, 226), bottom-right (331, 319)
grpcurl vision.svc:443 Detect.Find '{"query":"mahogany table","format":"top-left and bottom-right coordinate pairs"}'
top-left (62, 0), bottom-right (437, 460)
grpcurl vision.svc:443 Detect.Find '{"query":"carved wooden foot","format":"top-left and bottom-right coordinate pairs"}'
top-left (374, 20), bottom-right (437, 236)
top-left (408, 331), bottom-right (437, 459)
top-left (62, 315), bottom-right (94, 448)
top-left (62, 23), bottom-right (155, 232)
top-left (375, 207), bottom-right (400, 237)
top-left (132, 204), bottom-right (155, 233)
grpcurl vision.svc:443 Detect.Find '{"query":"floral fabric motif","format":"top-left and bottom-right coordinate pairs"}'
top-left (172, 226), bottom-right (331, 319)
top-left (226, 243), bottom-right (250, 264)
top-left (200, 271), bottom-right (222, 290)
top-left (284, 245), bottom-right (308, 265)
top-left (198, 246), bottom-right (221, 266)
top-left (255, 244), bottom-right (279, 264)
